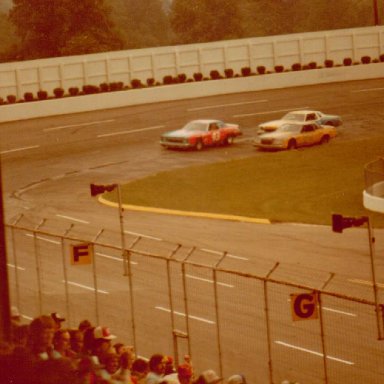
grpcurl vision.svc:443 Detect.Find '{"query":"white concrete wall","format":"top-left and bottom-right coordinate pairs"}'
top-left (0, 26), bottom-right (383, 100)
top-left (1, 61), bottom-right (383, 123)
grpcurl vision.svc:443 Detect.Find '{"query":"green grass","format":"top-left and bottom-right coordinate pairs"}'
top-left (105, 137), bottom-right (384, 227)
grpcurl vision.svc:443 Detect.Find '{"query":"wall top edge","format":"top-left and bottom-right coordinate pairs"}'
top-left (1, 26), bottom-right (383, 69)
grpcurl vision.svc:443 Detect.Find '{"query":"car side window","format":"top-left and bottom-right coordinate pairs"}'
top-left (209, 123), bottom-right (218, 131)
top-left (306, 113), bottom-right (316, 121)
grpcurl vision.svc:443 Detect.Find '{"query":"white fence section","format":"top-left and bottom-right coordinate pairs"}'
top-left (0, 26), bottom-right (383, 99)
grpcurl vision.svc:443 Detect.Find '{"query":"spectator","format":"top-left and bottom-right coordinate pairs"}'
top-left (99, 352), bottom-right (121, 382)
top-left (69, 328), bottom-right (86, 356)
top-left (53, 329), bottom-right (76, 359)
top-left (27, 315), bottom-right (57, 361)
top-left (91, 326), bottom-right (117, 365)
top-left (114, 343), bottom-right (135, 358)
top-left (31, 357), bottom-right (78, 384)
top-left (193, 370), bottom-right (222, 384)
top-left (146, 353), bottom-right (166, 384)
top-left (113, 350), bottom-right (135, 383)
top-left (76, 355), bottom-right (103, 384)
top-left (78, 319), bottom-right (92, 334)
top-left (131, 357), bottom-right (149, 384)
top-left (163, 355), bottom-right (179, 384)
top-left (177, 363), bottom-right (193, 384)
top-left (51, 312), bottom-right (66, 331)
top-left (12, 324), bottom-right (29, 348)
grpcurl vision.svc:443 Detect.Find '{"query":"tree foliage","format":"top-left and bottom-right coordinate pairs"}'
top-left (108, 0), bottom-right (172, 49)
top-left (2, 0), bottom-right (380, 61)
top-left (170, 0), bottom-right (244, 44)
top-left (9, 0), bottom-right (123, 59)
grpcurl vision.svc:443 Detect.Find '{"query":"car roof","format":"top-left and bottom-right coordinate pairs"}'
top-left (286, 110), bottom-right (320, 115)
top-left (190, 119), bottom-right (220, 124)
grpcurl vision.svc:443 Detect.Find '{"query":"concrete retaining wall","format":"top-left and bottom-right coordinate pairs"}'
top-left (1, 61), bottom-right (383, 123)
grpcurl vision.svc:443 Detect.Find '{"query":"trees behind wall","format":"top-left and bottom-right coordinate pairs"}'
top-left (0, 0), bottom-right (382, 62)
top-left (8, 0), bottom-right (124, 59)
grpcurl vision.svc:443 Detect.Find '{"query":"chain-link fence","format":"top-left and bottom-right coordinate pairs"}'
top-left (5, 215), bottom-right (384, 384)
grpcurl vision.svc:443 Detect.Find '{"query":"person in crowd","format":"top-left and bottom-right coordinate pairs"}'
top-left (70, 328), bottom-right (86, 357)
top-left (131, 357), bottom-right (149, 384)
top-left (31, 357), bottom-right (79, 384)
top-left (90, 326), bottom-right (117, 365)
top-left (12, 323), bottom-right (29, 349)
top-left (27, 315), bottom-right (58, 361)
top-left (76, 355), bottom-right (103, 384)
top-left (146, 353), bottom-right (166, 384)
top-left (193, 370), bottom-right (222, 384)
top-left (53, 328), bottom-right (77, 360)
top-left (78, 319), bottom-right (93, 334)
top-left (177, 363), bottom-right (193, 384)
top-left (162, 355), bottom-right (179, 384)
top-left (99, 352), bottom-right (121, 382)
top-left (50, 312), bottom-right (66, 331)
top-left (114, 343), bottom-right (135, 358)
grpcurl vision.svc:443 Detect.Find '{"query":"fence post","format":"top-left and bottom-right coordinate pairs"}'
top-left (263, 262), bottom-right (279, 384)
top-left (179, 247), bottom-right (196, 364)
top-left (165, 244), bottom-right (182, 360)
top-left (33, 219), bottom-right (47, 315)
top-left (9, 214), bottom-right (24, 313)
top-left (60, 224), bottom-right (74, 326)
top-left (317, 292), bottom-right (329, 384)
top-left (0, 164), bottom-right (11, 342)
top-left (91, 229), bottom-right (104, 324)
top-left (212, 252), bottom-right (227, 379)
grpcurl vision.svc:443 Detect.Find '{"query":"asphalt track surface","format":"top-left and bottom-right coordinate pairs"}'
top-left (1, 78), bottom-right (384, 383)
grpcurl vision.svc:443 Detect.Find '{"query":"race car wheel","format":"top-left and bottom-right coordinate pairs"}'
top-left (320, 135), bottom-right (330, 144)
top-left (224, 136), bottom-right (234, 146)
top-left (195, 140), bottom-right (203, 151)
top-left (287, 139), bottom-right (297, 150)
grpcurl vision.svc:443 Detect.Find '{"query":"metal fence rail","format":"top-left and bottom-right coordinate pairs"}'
top-left (5, 216), bottom-right (384, 384)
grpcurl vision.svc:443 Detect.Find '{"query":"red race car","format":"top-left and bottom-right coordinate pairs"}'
top-left (160, 119), bottom-right (242, 150)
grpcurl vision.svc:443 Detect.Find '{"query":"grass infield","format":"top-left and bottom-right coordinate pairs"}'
top-left (105, 136), bottom-right (384, 227)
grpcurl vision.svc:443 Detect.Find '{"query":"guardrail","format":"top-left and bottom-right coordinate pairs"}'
top-left (5, 215), bottom-right (383, 384)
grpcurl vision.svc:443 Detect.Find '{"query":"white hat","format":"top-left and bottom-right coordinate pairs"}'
top-left (93, 326), bottom-right (117, 340)
top-left (201, 370), bottom-right (222, 384)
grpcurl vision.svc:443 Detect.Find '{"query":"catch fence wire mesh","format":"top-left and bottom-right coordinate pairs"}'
top-left (5, 217), bottom-right (384, 384)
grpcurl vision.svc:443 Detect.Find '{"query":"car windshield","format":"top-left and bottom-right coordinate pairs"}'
top-left (182, 121), bottom-right (208, 132)
top-left (282, 113), bottom-right (305, 122)
top-left (280, 124), bottom-right (301, 133)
